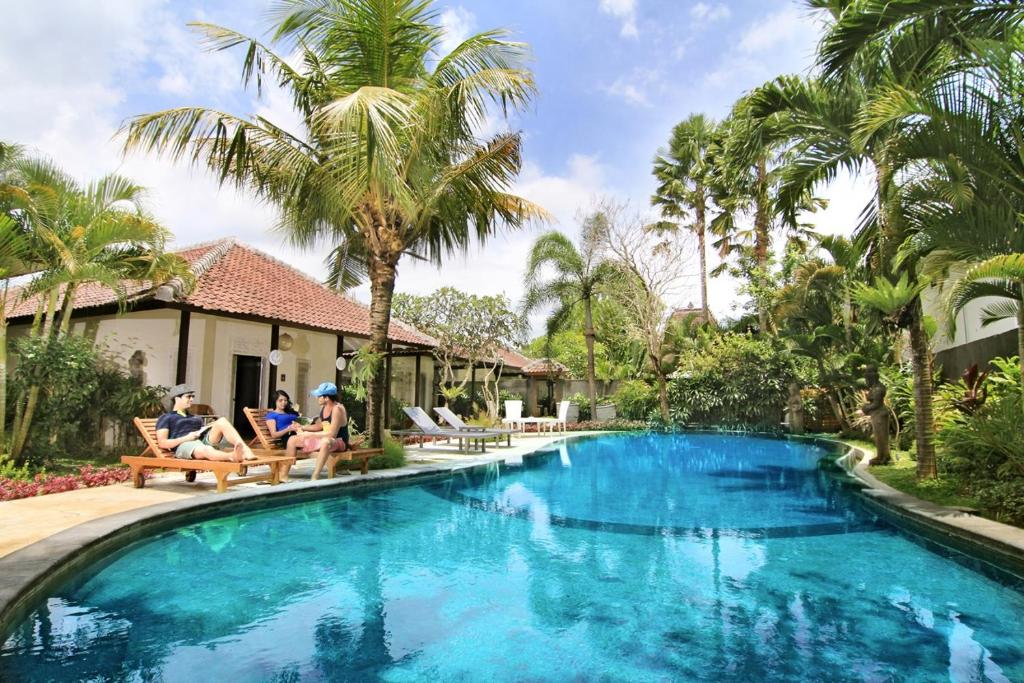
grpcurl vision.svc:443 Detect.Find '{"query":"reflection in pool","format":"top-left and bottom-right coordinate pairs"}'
top-left (2, 433), bottom-right (1022, 681)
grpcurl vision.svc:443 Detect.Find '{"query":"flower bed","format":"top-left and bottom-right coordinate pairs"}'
top-left (0, 465), bottom-right (137, 502)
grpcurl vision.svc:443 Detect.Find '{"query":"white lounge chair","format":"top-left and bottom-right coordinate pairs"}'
top-left (434, 406), bottom-right (517, 443)
top-left (392, 407), bottom-right (510, 452)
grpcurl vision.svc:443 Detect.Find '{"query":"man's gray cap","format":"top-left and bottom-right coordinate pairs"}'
top-left (168, 383), bottom-right (195, 399)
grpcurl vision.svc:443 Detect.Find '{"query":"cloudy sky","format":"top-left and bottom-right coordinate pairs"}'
top-left (1, 0), bottom-right (870, 331)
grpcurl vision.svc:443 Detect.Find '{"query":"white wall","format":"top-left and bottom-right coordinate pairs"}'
top-left (922, 280), bottom-right (1019, 353)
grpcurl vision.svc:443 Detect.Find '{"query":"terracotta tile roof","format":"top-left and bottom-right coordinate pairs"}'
top-left (3, 239), bottom-right (436, 347)
top-left (522, 357), bottom-right (569, 377)
top-left (498, 348), bottom-right (533, 369)
top-left (670, 306), bottom-right (716, 327)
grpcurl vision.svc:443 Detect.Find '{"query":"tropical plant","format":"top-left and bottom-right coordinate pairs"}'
top-left (121, 0), bottom-right (543, 446)
top-left (0, 154), bottom-right (187, 462)
top-left (669, 333), bottom-right (797, 428)
top-left (521, 207), bottom-right (616, 419)
top-left (651, 114), bottom-right (720, 320)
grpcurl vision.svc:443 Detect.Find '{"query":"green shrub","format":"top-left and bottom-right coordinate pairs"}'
top-left (611, 380), bottom-right (658, 420)
top-left (566, 392), bottom-right (591, 421)
top-left (9, 336), bottom-right (167, 464)
top-left (0, 455), bottom-right (33, 481)
top-left (975, 480), bottom-right (1024, 526)
top-left (368, 436), bottom-right (407, 470)
top-left (667, 333), bottom-right (796, 428)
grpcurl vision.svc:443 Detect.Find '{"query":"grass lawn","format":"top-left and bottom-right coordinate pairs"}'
top-left (47, 450), bottom-right (124, 476)
top-left (839, 436), bottom-right (984, 512)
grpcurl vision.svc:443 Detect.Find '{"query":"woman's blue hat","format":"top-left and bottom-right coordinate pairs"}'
top-left (310, 381), bottom-right (338, 397)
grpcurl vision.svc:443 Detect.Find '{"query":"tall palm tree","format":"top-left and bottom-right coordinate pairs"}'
top-left (651, 114), bottom-right (720, 321)
top-left (122, 0), bottom-right (542, 447)
top-left (521, 210), bottom-right (616, 419)
top-left (710, 102), bottom-right (822, 334)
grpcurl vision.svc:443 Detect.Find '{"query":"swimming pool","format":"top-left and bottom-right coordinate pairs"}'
top-left (2, 433), bottom-right (1022, 681)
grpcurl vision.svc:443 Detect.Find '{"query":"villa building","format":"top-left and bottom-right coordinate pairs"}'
top-left (2, 238), bottom-right (439, 434)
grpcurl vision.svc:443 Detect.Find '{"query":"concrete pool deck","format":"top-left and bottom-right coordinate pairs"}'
top-left (0, 431), bottom-right (580, 560)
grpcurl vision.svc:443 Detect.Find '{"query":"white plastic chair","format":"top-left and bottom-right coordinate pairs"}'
top-left (503, 400), bottom-right (524, 431)
top-left (554, 400), bottom-right (571, 433)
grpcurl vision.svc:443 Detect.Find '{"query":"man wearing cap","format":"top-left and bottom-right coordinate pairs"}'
top-left (156, 384), bottom-right (256, 462)
top-left (286, 381), bottom-right (351, 479)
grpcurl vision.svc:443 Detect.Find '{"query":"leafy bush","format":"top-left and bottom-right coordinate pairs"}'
top-left (610, 380), bottom-right (658, 420)
top-left (568, 419), bottom-right (647, 432)
top-left (566, 392), bottom-right (591, 421)
top-left (368, 436), bottom-right (407, 470)
top-left (975, 480), bottom-right (1024, 526)
top-left (936, 356), bottom-right (1024, 524)
top-left (667, 333), bottom-right (797, 428)
top-left (9, 336), bottom-right (167, 464)
top-left (939, 389), bottom-right (1024, 479)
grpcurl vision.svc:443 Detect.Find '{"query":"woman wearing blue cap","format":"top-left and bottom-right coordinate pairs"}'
top-left (285, 381), bottom-right (351, 479)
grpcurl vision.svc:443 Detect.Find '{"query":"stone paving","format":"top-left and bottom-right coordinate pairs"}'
top-left (0, 431), bottom-right (576, 560)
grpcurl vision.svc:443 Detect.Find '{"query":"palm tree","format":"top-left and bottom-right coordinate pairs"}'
top-left (122, 0), bottom-right (542, 447)
top-left (651, 114), bottom-right (720, 321)
top-left (799, 0), bottom-right (1024, 477)
top-left (0, 155), bottom-right (189, 461)
top-left (710, 101), bottom-right (823, 334)
top-left (521, 210), bottom-right (616, 419)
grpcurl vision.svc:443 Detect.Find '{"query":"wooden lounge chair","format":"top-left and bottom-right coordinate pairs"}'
top-left (242, 407), bottom-right (383, 477)
top-left (122, 417), bottom-right (295, 493)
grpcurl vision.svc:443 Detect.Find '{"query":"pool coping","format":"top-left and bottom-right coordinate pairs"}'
top-left (3, 430), bottom-right (1024, 636)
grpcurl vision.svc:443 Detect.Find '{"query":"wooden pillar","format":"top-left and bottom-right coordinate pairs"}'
top-left (268, 324), bottom-right (279, 404)
top-left (175, 310), bottom-right (191, 384)
top-left (384, 343), bottom-right (393, 427)
top-left (335, 335), bottom-right (345, 388)
top-left (526, 376), bottom-right (537, 416)
top-left (414, 354), bottom-right (422, 408)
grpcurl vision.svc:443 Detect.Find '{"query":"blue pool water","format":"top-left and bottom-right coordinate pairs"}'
top-left (2, 433), bottom-right (1023, 681)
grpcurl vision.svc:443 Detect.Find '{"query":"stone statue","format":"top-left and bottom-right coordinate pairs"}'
top-left (860, 365), bottom-right (891, 465)
top-left (128, 350), bottom-right (147, 386)
top-left (786, 382), bottom-right (805, 434)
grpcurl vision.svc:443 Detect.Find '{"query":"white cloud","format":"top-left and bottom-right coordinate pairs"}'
top-left (601, 68), bottom-right (662, 107)
top-left (438, 6), bottom-right (476, 54)
top-left (599, 0), bottom-right (639, 39)
top-left (739, 6), bottom-right (819, 54)
top-left (690, 2), bottom-right (730, 23)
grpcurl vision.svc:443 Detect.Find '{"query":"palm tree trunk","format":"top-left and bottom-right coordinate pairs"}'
top-left (656, 369), bottom-right (670, 421)
top-left (57, 282), bottom-right (77, 336)
top-left (0, 281), bottom-right (9, 446)
top-left (11, 289), bottom-right (59, 462)
top-left (1017, 294), bottom-right (1024, 401)
top-left (366, 256), bottom-right (398, 448)
top-left (583, 295), bottom-right (598, 420)
top-left (908, 302), bottom-right (937, 479)
top-left (754, 157), bottom-right (770, 333)
top-left (696, 193), bottom-right (709, 321)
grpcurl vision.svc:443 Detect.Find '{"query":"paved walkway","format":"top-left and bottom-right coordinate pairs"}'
top-left (0, 432), bottom-right (577, 559)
